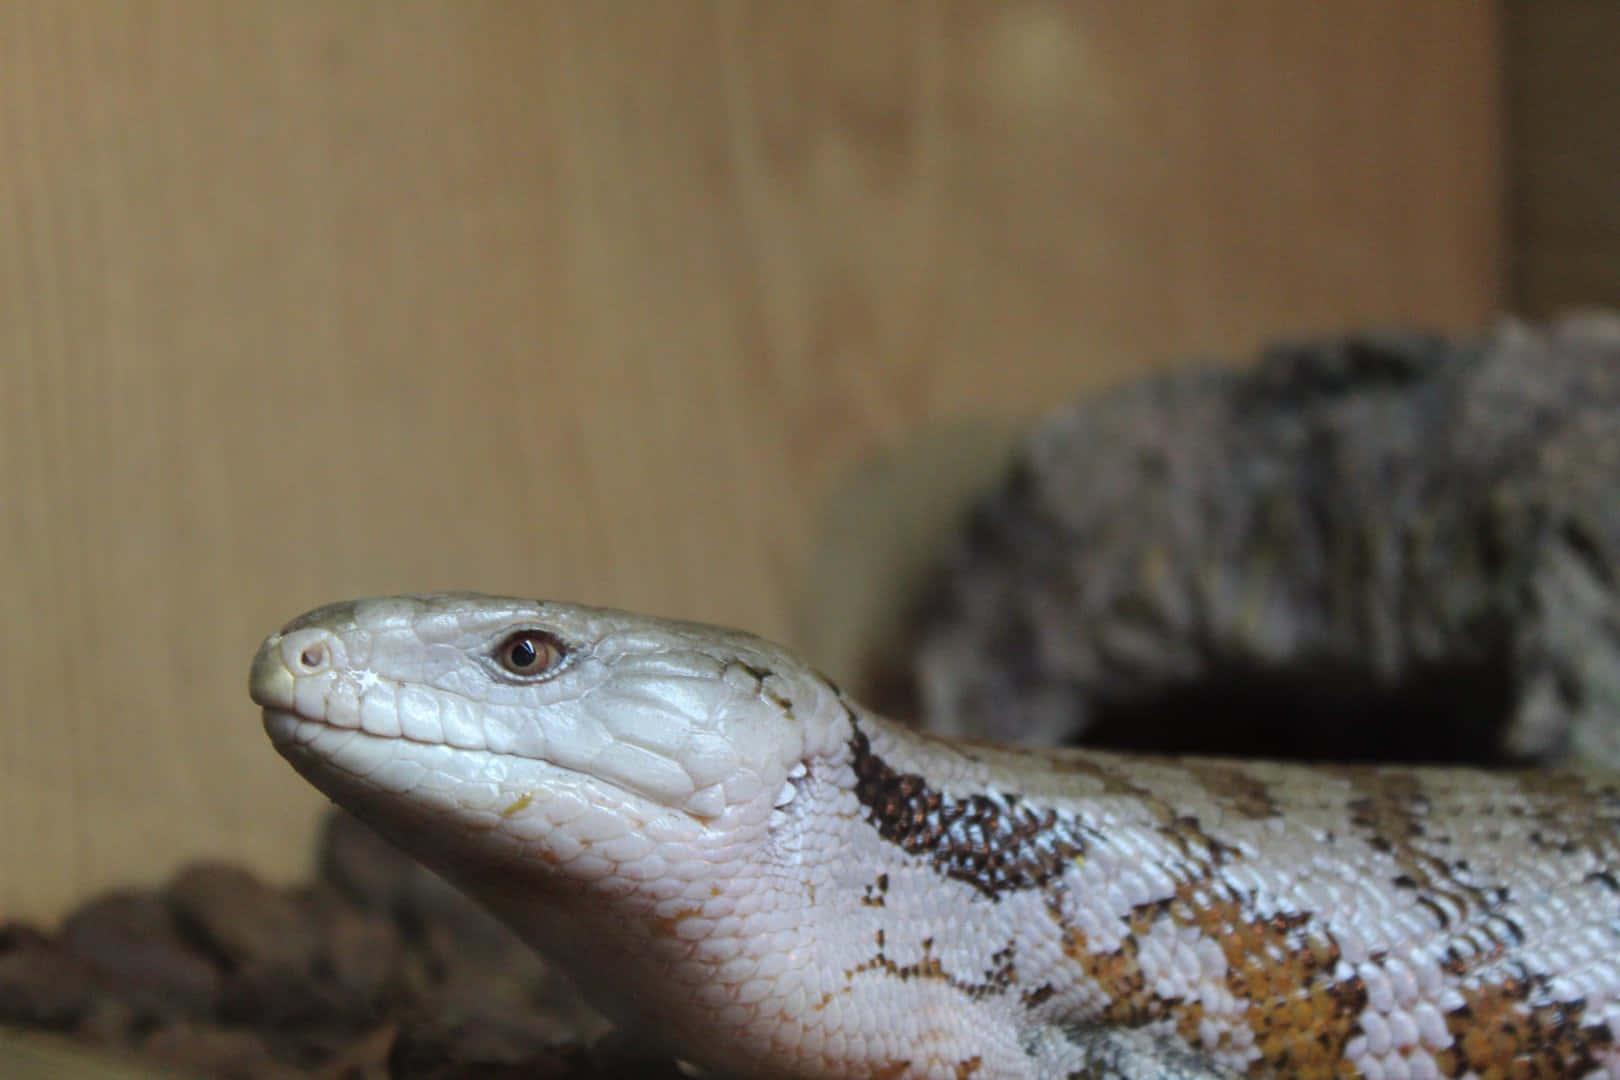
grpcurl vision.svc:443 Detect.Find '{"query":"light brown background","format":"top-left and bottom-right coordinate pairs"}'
top-left (1, 3), bottom-right (1504, 923)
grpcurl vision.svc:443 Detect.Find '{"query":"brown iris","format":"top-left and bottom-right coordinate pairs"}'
top-left (496, 630), bottom-right (566, 677)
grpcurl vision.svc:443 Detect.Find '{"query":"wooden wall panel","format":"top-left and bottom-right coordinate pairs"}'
top-left (0, 2), bottom-right (1500, 922)
top-left (1507, 4), bottom-right (1620, 313)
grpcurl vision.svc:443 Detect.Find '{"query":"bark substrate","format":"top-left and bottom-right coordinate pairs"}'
top-left (0, 812), bottom-right (678, 1079)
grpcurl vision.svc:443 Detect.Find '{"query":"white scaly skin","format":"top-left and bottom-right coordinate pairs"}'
top-left (251, 594), bottom-right (1620, 1079)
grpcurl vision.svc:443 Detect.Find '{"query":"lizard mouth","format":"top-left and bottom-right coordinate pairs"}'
top-left (261, 704), bottom-right (548, 765)
top-left (260, 706), bottom-right (306, 746)
top-left (260, 705), bottom-right (567, 822)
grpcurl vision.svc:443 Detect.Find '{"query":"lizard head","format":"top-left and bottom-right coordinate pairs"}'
top-left (250, 593), bottom-right (845, 905)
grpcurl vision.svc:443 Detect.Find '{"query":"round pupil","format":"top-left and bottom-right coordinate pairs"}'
top-left (509, 638), bottom-right (539, 668)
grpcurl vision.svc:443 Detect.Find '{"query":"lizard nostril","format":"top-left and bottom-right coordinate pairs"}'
top-left (278, 628), bottom-right (339, 677)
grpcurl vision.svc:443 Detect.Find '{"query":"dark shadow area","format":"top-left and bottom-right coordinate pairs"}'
top-left (1078, 657), bottom-right (1521, 766)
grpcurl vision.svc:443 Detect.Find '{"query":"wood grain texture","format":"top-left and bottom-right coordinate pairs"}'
top-left (0, 2), bottom-right (1500, 922)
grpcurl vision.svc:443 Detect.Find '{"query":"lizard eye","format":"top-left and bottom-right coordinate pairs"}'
top-left (496, 630), bottom-right (566, 677)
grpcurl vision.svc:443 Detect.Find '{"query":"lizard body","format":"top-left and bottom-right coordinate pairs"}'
top-left (250, 594), bottom-right (1620, 1078)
